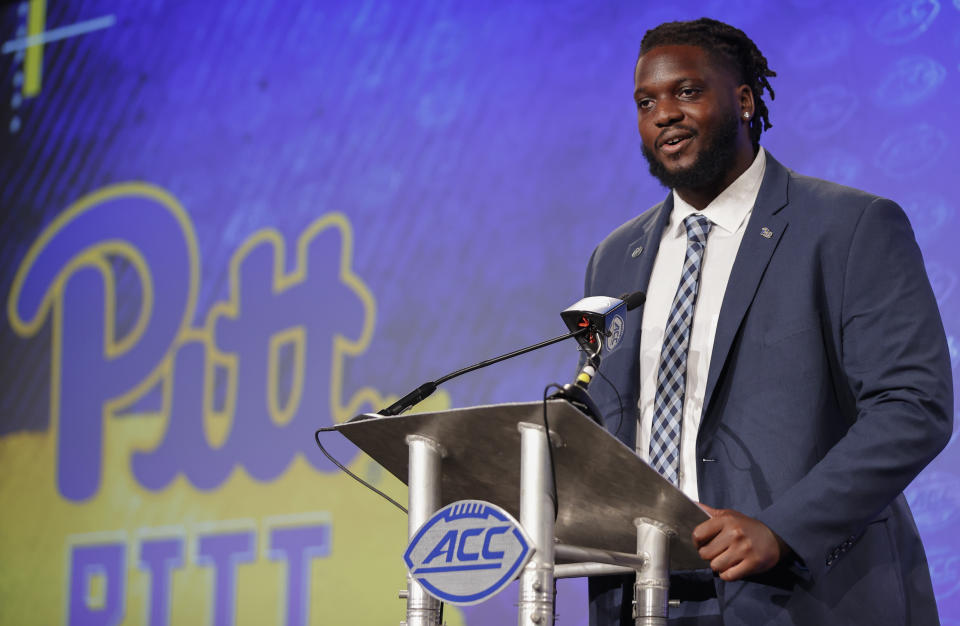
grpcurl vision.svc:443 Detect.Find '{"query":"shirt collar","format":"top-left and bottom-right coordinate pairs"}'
top-left (669, 147), bottom-right (767, 237)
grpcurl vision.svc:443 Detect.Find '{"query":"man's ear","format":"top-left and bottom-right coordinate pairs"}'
top-left (738, 84), bottom-right (755, 119)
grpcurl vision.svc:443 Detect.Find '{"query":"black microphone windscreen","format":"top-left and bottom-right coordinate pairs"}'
top-left (619, 291), bottom-right (646, 311)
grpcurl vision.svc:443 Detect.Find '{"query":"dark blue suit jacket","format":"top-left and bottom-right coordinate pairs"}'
top-left (585, 153), bottom-right (953, 625)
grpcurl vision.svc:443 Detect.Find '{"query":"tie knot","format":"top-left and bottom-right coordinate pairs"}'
top-left (683, 213), bottom-right (711, 245)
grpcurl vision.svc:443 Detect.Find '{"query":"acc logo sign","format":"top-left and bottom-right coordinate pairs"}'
top-left (606, 314), bottom-right (624, 352)
top-left (403, 500), bottom-right (533, 605)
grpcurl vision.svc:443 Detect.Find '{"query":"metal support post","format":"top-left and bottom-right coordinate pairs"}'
top-left (517, 422), bottom-right (556, 626)
top-left (632, 518), bottom-right (673, 626)
top-left (403, 435), bottom-right (444, 626)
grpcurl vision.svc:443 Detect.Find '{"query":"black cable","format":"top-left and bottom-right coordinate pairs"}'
top-left (594, 366), bottom-right (624, 439)
top-left (314, 416), bottom-right (453, 617)
top-left (542, 384), bottom-right (563, 521)
top-left (314, 427), bottom-right (408, 514)
top-left (314, 427), bottom-right (448, 622)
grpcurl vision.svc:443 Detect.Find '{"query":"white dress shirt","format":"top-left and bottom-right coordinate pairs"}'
top-left (637, 148), bottom-right (767, 501)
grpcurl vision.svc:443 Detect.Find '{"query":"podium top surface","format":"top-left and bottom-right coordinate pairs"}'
top-left (336, 401), bottom-right (708, 570)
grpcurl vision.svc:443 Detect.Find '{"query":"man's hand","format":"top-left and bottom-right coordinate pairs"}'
top-left (692, 504), bottom-right (787, 581)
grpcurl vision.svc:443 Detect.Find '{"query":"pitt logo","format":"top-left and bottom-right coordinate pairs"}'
top-left (404, 500), bottom-right (533, 605)
top-left (7, 182), bottom-right (382, 501)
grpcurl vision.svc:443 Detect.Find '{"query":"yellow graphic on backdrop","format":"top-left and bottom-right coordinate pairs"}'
top-left (1, 0), bottom-right (117, 100)
top-left (2, 182), bottom-right (457, 625)
top-left (23, 0), bottom-right (46, 96)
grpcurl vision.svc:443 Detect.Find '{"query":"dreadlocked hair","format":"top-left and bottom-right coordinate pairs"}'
top-left (639, 18), bottom-right (776, 149)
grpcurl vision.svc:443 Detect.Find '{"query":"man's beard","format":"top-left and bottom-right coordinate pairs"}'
top-left (642, 114), bottom-right (741, 190)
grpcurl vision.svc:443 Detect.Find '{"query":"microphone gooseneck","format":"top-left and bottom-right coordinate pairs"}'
top-left (375, 326), bottom-right (591, 417)
top-left (374, 291), bottom-right (644, 419)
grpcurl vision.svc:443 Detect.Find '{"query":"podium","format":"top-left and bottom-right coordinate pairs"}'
top-left (335, 400), bottom-right (708, 625)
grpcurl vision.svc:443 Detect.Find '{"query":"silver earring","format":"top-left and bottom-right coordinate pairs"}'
top-left (743, 112), bottom-right (750, 119)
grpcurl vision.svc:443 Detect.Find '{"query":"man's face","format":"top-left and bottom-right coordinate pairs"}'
top-left (633, 45), bottom-right (747, 190)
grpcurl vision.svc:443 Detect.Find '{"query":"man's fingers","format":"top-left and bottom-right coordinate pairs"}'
top-left (707, 540), bottom-right (743, 572)
top-left (698, 542), bottom-right (722, 562)
top-left (698, 522), bottom-right (745, 562)
top-left (697, 502), bottom-right (721, 517)
top-left (696, 529), bottom-right (731, 561)
top-left (691, 507), bottom-right (784, 580)
top-left (691, 517), bottom-right (724, 547)
top-left (718, 558), bottom-right (755, 582)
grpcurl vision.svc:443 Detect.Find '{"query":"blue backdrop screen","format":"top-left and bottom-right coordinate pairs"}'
top-left (1, 1), bottom-right (958, 624)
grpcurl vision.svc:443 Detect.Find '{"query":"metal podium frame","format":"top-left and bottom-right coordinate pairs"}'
top-left (335, 400), bottom-right (708, 626)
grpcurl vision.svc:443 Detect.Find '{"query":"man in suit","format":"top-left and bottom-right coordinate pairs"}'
top-left (585, 18), bottom-right (953, 625)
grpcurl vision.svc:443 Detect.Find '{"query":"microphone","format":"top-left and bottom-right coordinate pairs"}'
top-left (621, 290), bottom-right (648, 310)
top-left (551, 291), bottom-right (645, 424)
top-left (559, 291), bottom-right (646, 358)
top-left (371, 292), bottom-right (643, 419)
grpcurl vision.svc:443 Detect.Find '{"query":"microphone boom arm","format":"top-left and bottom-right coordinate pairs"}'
top-left (377, 326), bottom-right (592, 417)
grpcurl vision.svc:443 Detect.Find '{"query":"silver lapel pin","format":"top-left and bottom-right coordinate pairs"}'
top-left (631, 246), bottom-right (643, 258)
top-left (760, 227), bottom-right (773, 239)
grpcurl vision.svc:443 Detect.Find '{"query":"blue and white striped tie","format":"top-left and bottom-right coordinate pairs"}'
top-left (649, 213), bottom-right (712, 486)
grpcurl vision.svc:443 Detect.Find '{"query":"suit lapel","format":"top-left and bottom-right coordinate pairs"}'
top-left (622, 192), bottom-right (674, 299)
top-left (701, 154), bottom-right (791, 420)
top-left (598, 193), bottom-right (672, 446)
